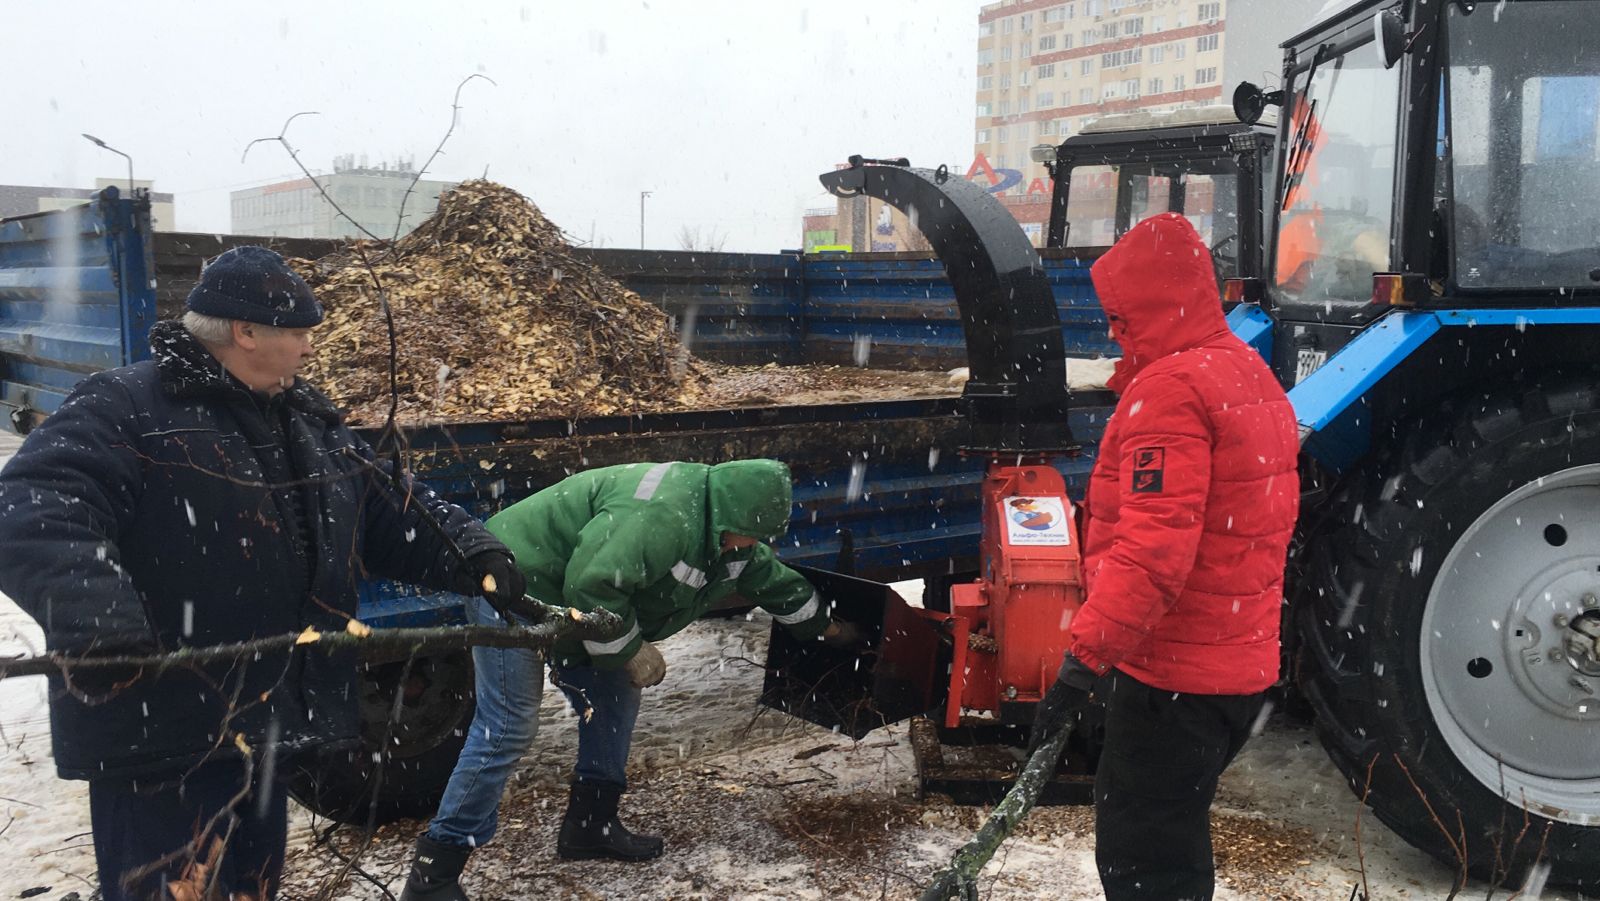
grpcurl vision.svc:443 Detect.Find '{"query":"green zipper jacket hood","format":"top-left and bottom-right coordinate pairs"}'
top-left (707, 460), bottom-right (794, 549)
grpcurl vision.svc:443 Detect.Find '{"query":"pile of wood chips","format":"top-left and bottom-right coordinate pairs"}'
top-left (294, 180), bottom-right (696, 425)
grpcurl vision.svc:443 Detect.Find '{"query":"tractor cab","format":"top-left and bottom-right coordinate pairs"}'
top-left (1041, 105), bottom-right (1276, 285)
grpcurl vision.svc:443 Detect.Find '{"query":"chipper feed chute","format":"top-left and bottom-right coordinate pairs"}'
top-left (761, 157), bottom-right (1095, 803)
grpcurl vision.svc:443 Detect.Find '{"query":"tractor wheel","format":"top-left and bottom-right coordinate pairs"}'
top-left (287, 649), bottom-right (475, 826)
top-left (1296, 374), bottom-right (1600, 890)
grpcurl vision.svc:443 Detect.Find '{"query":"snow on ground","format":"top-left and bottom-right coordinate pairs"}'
top-left (0, 423), bottom-right (1592, 900)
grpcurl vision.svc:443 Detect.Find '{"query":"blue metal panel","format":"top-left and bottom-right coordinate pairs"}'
top-left (0, 190), bottom-right (153, 434)
top-left (1226, 303), bottom-right (1274, 361)
top-left (1433, 308), bottom-right (1600, 328)
top-left (1289, 311), bottom-right (1441, 432)
top-left (800, 254), bottom-right (1117, 367)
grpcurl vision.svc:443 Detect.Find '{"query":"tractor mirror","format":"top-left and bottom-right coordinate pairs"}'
top-left (1375, 9), bottom-right (1409, 69)
top-left (1232, 82), bottom-right (1284, 126)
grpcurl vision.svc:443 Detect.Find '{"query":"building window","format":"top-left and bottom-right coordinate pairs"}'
top-left (1038, 34), bottom-right (1057, 51)
top-left (1020, 12), bottom-right (1034, 30)
top-left (1101, 48), bottom-right (1143, 68)
top-left (1019, 95), bottom-right (1030, 112)
top-left (1021, 39), bottom-right (1032, 58)
top-left (1124, 17), bottom-right (1143, 36)
top-left (1044, 7), bottom-right (1067, 24)
top-left (1103, 84), bottom-right (1118, 100)
top-left (979, 48), bottom-right (994, 65)
top-left (1152, 15), bottom-right (1165, 31)
top-left (1087, 0), bottom-right (1102, 15)
top-left (1197, 34), bottom-right (1219, 53)
top-left (1063, 34), bottom-right (1073, 50)
top-left (1037, 63), bottom-right (1055, 79)
top-left (1175, 42), bottom-right (1187, 60)
top-left (1038, 90), bottom-right (1055, 106)
top-left (998, 154), bottom-right (1007, 169)
top-left (1003, 17), bottom-right (1013, 34)
top-left (1147, 77), bottom-right (1164, 94)
top-left (1081, 59), bottom-right (1094, 75)
top-left (1002, 45), bottom-right (1013, 62)
top-left (1101, 22), bottom-right (1119, 40)
top-left (1079, 87), bottom-right (1093, 103)
top-left (1151, 45), bottom-right (1165, 63)
top-left (977, 102), bottom-right (992, 116)
top-left (977, 129), bottom-right (991, 143)
top-left (1174, 73), bottom-right (1186, 91)
top-left (980, 75), bottom-right (994, 90)
top-left (1001, 73), bottom-right (1012, 89)
top-left (1196, 67), bottom-right (1218, 85)
top-left (1082, 29), bottom-right (1096, 46)
top-left (1040, 120), bottom-right (1053, 136)
top-left (1058, 118), bottom-right (1072, 134)
top-left (1020, 68), bottom-right (1031, 86)
top-left (1198, 2), bottom-right (1221, 22)
top-left (998, 126), bottom-right (1010, 143)
top-left (980, 21), bottom-right (995, 36)
top-left (1124, 78), bottom-right (1140, 98)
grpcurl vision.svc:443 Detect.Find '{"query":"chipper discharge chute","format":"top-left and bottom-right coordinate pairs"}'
top-left (761, 156), bottom-right (1096, 803)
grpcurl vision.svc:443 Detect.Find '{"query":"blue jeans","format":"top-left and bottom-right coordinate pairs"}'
top-left (426, 597), bottom-right (643, 849)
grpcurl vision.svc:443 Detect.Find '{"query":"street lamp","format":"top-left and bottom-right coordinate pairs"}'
top-left (639, 190), bottom-right (653, 249)
top-left (81, 133), bottom-right (135, 196)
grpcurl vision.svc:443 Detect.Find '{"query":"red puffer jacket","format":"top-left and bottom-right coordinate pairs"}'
top-left (1067, 213), bottom-right (1300, 695)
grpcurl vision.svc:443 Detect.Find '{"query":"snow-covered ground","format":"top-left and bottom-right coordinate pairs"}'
top-left (0, 428), bottom-right (1591, 899)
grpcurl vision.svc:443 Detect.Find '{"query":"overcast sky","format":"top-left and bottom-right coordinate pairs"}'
top-left (1, 1), bottom-right (986, 251)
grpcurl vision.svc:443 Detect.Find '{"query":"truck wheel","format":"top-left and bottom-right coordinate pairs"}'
top-left (1296, 375), bottom-right (1600, 890)
top-left (288, 650), bottom-right (475, 826)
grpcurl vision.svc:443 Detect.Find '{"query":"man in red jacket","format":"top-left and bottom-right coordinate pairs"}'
top-left (1034, 212), bottom-right (1300, 900)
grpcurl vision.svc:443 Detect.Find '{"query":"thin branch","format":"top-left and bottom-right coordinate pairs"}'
top-left (392, 74), bottom-right (497, 247)
top-left (0, 608), bottom-right (620, 680)
top-left (1390, 752), bottom-right (1469, 900)
top-left (241, 111), bottom-right (384, 242)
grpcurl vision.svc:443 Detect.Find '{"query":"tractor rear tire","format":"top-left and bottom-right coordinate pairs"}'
top-left (1296, 374), bottom-right (1600, 890)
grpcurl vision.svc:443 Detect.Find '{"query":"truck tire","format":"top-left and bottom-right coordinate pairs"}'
top-left (288, 650), bottom-right (475, 826)
top-left (1296, 374), bottom-right (1600, 890)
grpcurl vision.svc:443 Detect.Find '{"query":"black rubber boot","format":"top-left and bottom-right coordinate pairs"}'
top-left (556, 780), bottom-right (664, 862)
top-left (399, 833), bottom-right (473, 900)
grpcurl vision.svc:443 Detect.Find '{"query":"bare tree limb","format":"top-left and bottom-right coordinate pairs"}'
top-left (0, 607), bottom-right (621, 680)
top-left (920, 723), bottom-right (1074, 901)
top-left (392, 74), bottom-right (497, 247)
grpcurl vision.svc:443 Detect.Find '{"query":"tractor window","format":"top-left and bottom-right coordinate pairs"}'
top-left (1271, 48), bottom-right (1401, 305)
top-left (1063, 164), bottom-right (1117, 247)
top-left (1447, 2), bottom-right (1600, 290)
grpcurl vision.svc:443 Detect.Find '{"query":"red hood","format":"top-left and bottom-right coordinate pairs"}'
top-left (1091, 213), bottom-right (1230, 392)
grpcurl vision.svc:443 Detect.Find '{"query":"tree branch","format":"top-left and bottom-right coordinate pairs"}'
top-left (0, 606), bottom-right (620, 680)
top-left (919, 722), bottom-right (1074, 901)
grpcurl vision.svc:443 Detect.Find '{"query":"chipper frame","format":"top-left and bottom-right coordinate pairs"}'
top-left (761, 157), bottom-right (1095, 803)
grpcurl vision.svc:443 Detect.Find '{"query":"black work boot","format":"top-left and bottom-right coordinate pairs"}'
top-left (556, 779), bottom-right (664, 862)
top-left (399, 833), bottom-right (473, 900)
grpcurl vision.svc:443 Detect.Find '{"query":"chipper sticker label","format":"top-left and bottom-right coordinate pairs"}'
top-left (1002, 496), bottom-right (1071, 546)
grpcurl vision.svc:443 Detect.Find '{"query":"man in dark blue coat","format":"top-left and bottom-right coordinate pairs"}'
top-left (0, 246), bottom-right (524, 901)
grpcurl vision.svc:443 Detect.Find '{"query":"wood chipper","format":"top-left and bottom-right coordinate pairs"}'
top-left (761, 156), bottom-right (1099, 802)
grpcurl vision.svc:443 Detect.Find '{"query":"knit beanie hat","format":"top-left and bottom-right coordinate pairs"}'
top-left (184, 245), bottom-right (323, 327)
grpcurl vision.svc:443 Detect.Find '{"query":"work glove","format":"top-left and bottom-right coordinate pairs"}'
top-left (1025, 654), bottom-right (1101, 760)
top-left (624, 640), bottom-right (667, 689)
top-left (820, 619), bottom-right (867, 650)
top-left (457, 549), bottom-right (528, 621)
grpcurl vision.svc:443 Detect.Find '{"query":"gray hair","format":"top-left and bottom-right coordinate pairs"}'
top-left (182, 311), bottom-right (236, 347)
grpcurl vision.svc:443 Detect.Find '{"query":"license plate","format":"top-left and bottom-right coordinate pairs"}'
top-left (1295, 348), bottom-right (1329, 385)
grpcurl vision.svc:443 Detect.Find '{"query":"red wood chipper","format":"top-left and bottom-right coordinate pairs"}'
top-left (761, 156), bottom-right (1099, 803)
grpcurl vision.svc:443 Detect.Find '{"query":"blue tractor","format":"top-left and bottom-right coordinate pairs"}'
top-left (1228, 0), bottom-right (1600, 887)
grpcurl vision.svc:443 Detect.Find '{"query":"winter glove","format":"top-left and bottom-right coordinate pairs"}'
top-left (820, 619), bottom-right (866, 650)
top-left (624, 641), bottom-right (667, 689)
top-left (1025, 654), bottom-right (1101, 760)
top-left (457, 549), bottom-right (528, 621)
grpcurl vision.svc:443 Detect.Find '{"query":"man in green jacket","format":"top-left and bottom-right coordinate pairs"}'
top-left (401, 459), bottom-right (849, 899)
